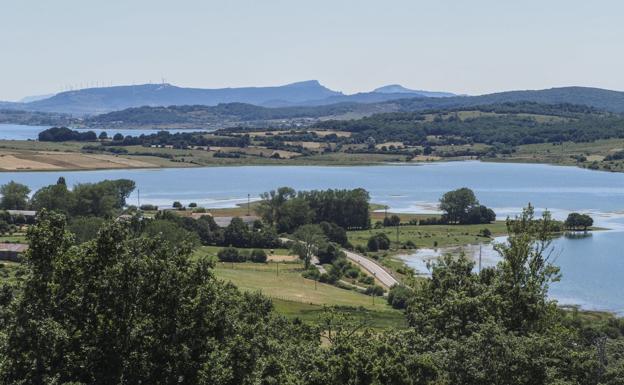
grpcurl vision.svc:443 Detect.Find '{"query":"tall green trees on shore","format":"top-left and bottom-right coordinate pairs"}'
top-left (256, 187), bottom-right (371, 232)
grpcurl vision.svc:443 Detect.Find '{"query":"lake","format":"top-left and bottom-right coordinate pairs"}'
top-left (0, 161), bottom-right (623, 313)
top-left (0, 124), bottom-right (210, 141)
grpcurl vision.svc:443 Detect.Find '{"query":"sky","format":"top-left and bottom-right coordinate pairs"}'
top-left (1, 0), bottom-right (623, 101)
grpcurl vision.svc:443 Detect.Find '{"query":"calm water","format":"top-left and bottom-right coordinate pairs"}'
top-left (0, 124), bottom-right (209, 140)
top-left (0, 161), bottom-right (623, 313)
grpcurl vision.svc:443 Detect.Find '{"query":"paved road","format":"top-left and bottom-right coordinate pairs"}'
top-left (343, 249), bottom-right (399, 288)
top-left (280, 237), bottom-right (398, 287)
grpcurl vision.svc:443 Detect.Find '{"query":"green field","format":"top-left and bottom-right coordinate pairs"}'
top-left (348, 221), bottom-right (508, 250)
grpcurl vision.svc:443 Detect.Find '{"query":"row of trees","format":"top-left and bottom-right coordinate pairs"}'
top-left (1, 207), bottom-right (622, 384)
top-left (1, 178), bottom-right (135, 218)
top-left (256, 187), bottom-right (370, 233)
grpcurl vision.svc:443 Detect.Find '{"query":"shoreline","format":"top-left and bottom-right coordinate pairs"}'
top-left (0, 156), bottom-right (619, 174)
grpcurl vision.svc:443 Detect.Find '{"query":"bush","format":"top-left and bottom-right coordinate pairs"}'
top-left (387, 285), bottom-right (411, 309)
top-left (365, 285), bottom-right (385, 297)
top-left (355, 245), bottom-right (368, 254)
top-left (250, 249), bottom-right (267, 263)
top-left (367, 233), bottom-right (391, 251)
top-left (217, 247), bottom-right (244, 262)
top-left (317, 242), bottom-right (345, 264)
top-left (140, 204), bottom-right (159, 211)
top-left (319, 222), bottom-right (348, 246)
top-left (189, 202), bottom-right (198, 208)
top-left (383, 215), bottom-right (401, 227)
top-left (303, 268), bottom-right (321, 281)
top-left (479, 228), bottom-right (492, 237)
top-left (172, 201), bottom-right (183, 209)
top-left (358, 275), bottom-right (374, 285)
top-left (344, 267), bottom-right (360, 279)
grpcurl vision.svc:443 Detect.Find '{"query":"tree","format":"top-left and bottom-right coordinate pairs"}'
top-left (565, 212), bottom-right (593, 231)
top-left (143, 219), bottom-right (200, 248)
top-left (250, 249), bottom-right (268, 263)
top-left (439, 187), bottom-right (478, 224)
top-left (256, 187), bottom-right (296, 226)
top-left (319, 222), bottom-right (348, 246)
top-left (292, 224), bottom-right (326, 269)
top-left (223, 217), bottom-right (250, 247)
top-left (30, 182), bottom-right (74, 215)
top-left (383, 214), bottom-right (401, 227)
top-left (0, 181), bottom-right (30, 210)
top-left (217, 246), bottom-right (244, 262)
top-left (98, 131), bottom-right (108, 140)
top-left (172, 201), bottom-right (183, 209)
top-left (68, 216), bottom-right (105, 243)
top-left (387, 285), bottom-right (411, 309)
top-left (367, 233), bottom-right (390, 251)
top-left (112, 133), bottom-right (124, 141)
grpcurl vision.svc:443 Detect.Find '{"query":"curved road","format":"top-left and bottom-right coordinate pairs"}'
top-left (280, 237), bottom-right (399, 288)
top-left (342, 249), bottom-right (399, 288)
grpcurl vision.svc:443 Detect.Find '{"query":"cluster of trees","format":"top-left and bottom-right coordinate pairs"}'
top-left (38, 126), bottom-right (97, 142)
top-left (565, 212), bottom-right (594, 231)
top-left (137, 211), bottom-right (279, 250)
top-left (217, 247), bottom-right (267, 263)
top-left (256, 187), bottom-right (370, 233)
top-left (1, 207), bottom-right (622, 384)
top-left (439, 187), bottom-right (496, 224)
top-left (1, 178), bottom-right (135, 219)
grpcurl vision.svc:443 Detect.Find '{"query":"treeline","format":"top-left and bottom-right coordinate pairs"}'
top-left (38, 126), bottom-right (98, 142)
top-left (101, 130), bottom-right (250, 148)
top-left (86, 102), bottom-right (360, 125)
top-left (315, 102), bottom-right (624, 146)
top-left (255, 187), bottom-right (370, 232)
top-left (145, 211), bottom-right (279, 250)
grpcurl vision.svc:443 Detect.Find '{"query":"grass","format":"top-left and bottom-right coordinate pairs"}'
top-left (0, 261), bottom-right (25, 285)
top-left (213, 261), bottom-right (394, 311)
top-left (0, 234), bottom-right (27, 243)
top-left (348, 221), bottom-right (508, 250)
top-left (271, 299), bottom-right (407, 329)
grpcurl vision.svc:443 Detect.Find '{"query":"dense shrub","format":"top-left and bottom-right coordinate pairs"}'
top-left (367, 233), bottom-right (391, 251)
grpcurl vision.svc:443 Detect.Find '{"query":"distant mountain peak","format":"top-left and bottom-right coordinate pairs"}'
top-left (373, 84), bottom-right (415, 94)
top-left (373, 84), bottom-right (456, 98)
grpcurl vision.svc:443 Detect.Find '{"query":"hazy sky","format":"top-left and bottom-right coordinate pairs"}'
top-left (2, 0), bottom-right (623, 101)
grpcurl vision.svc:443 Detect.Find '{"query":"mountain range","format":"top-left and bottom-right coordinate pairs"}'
top-left (2, 81), bottom-right (624, 127)
top-left (0, 81), bottom-right (455, 115)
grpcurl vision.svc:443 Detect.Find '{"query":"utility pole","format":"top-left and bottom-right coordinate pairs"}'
top-left (137, 189), bottom-right (140, 209)
top-left (478, 244), bottom-right (482, 273)
top-left (247, 194), bottom-right (250, 216)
